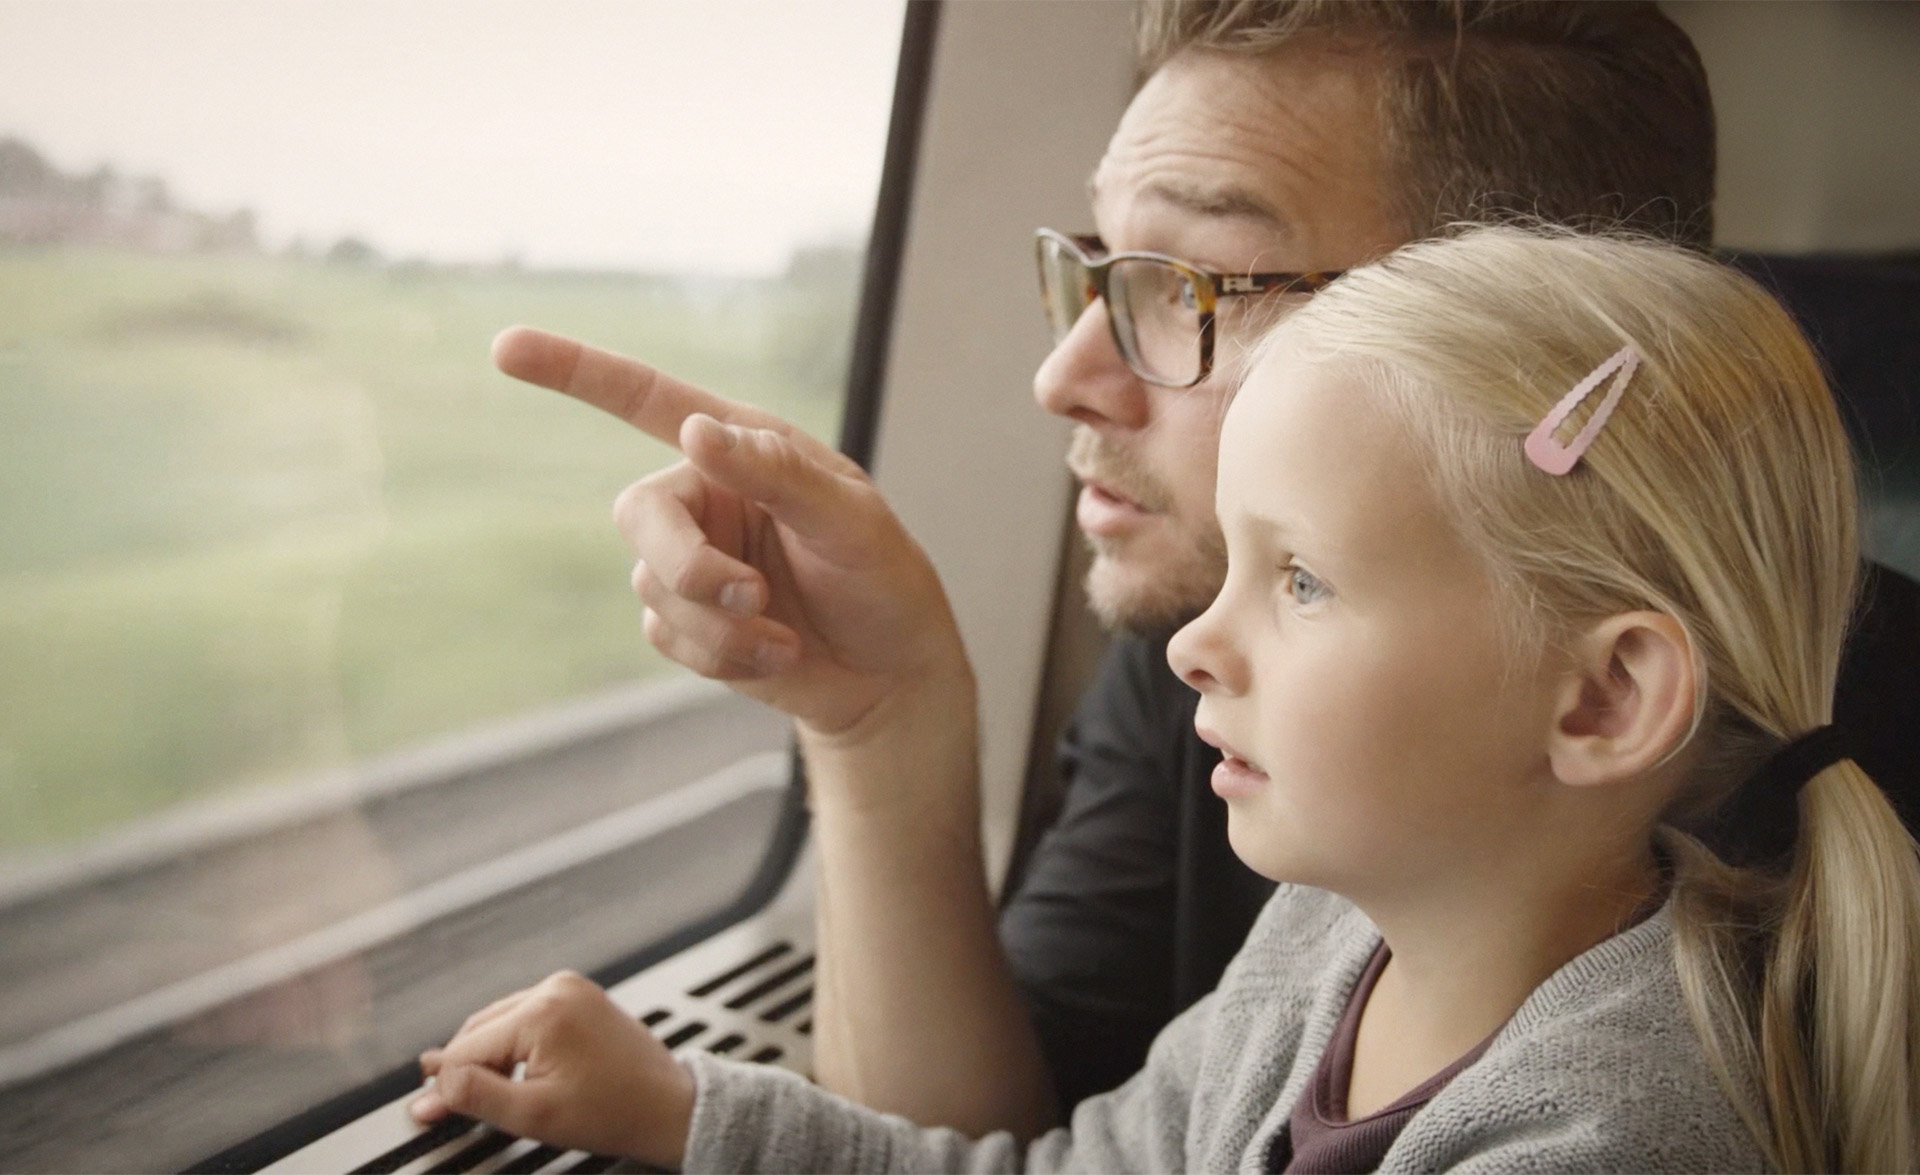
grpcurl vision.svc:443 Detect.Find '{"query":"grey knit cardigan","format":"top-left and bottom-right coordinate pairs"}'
top-left (683, 884), bottom-right (1769, 1173)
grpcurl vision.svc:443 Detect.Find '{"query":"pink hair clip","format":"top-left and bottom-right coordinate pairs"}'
top-left (1524, 344), bottom-right (1641, 475)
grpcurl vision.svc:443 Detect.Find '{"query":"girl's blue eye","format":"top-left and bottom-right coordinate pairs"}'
top-left (1286, 565), bottom-right (1330, 605)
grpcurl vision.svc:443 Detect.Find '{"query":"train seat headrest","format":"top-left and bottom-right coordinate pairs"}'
top-left (1729, 251), bottom-right (1920, 840)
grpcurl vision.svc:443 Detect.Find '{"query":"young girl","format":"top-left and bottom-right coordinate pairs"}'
top-left (412, 227), bottom-right (1920, 1172)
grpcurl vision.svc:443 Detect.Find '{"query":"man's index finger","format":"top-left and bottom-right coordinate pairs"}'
top-left (491, 325), bottom-right (789, 447)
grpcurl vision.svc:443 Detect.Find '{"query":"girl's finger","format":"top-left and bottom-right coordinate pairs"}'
top-left (431, 1061), bottom-right (549, 1138)
top-left (455, 988), bottom-right (534, 1040)
top-left (430, 1006), bottom-right (529, 1080)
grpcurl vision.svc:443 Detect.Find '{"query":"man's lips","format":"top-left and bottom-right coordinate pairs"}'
top-left (1075, 477), bottom-right (1154, 538)
top-left (1079, 476), bottom-right (1142, 509)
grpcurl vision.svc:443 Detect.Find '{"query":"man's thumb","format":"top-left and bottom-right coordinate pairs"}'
top-left (680, 413), bottom-right (868, 549)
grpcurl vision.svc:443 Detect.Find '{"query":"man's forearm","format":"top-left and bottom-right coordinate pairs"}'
top-left (800, 674), bottom-right (1060, 1141)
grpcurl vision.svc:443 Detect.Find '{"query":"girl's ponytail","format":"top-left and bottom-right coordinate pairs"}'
top-left (1768, 761), bottom-right (1920, 1170)
top-left (1668, 759), bottom-right (1920, 1172)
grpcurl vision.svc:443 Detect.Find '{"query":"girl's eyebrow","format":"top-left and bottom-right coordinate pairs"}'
top-left (1240, 507), bottom-right (1352, 577)
top-left (1242, 508), bottom-right (1305, 544)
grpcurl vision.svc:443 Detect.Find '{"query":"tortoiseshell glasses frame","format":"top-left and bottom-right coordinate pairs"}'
top-left (1035, 228), bottom-right (1344, 388)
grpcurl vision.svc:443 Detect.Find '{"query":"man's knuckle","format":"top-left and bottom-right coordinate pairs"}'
top-left (750, 428), bottom-right (793, 471)
top-left (620, 366), bottom-right (660, 423)
top-left (656, 622), bottom-right (726, 679)
top-left (696, 642), bottom-right (735, 679)
top-left (611, 483), bottom-right (643, 529)
top-left (667, 558), bottom-right (704, 599)
top-left (722, 630), bottom-right (765, 673)
top-left (844, 481), bottom-right (879, 521)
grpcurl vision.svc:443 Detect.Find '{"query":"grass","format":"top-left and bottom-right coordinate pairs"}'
top-left (0, 246), bottom-right (849, 850)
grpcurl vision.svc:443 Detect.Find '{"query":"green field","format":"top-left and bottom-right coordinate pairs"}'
top-left (0, 246), bottom-right (851, 850)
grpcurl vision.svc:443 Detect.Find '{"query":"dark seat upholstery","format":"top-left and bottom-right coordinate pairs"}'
top-left (1731, 253), bottom-right (1920, 834)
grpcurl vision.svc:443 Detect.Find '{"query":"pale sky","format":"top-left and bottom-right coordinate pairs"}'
top-left (0, 0), bottom-right (907, 275)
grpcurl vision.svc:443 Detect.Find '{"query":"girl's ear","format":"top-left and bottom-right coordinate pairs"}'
top-left (1546, 611), bottom-right (1697, 789)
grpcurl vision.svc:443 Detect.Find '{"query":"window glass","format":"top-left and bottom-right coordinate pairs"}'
top-left (0, 2), bottom-right (905, 1169)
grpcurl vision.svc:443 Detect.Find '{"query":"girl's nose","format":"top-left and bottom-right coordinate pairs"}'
top-left (1167, 603), bottom-right (1245, 696)
top-left (1032, 300), bottom-right (1151, 430)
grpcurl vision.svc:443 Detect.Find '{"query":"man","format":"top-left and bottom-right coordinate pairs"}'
top-left (468, 0), bottom-right (1917, 1143)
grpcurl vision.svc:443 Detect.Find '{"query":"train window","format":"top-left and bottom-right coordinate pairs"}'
top-left (0, 1), bottom-right (906, 1169)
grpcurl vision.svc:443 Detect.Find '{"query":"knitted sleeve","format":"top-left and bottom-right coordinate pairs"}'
top-left (680, 989), bottom-right (1217, 1174)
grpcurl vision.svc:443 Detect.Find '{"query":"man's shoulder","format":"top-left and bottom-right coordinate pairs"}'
top-left (1084, 629), bottom-right (1187, 709)
top-left (1064, 629), bottom-right (1203, 764)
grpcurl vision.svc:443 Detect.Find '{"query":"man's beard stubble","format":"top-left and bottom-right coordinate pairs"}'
top-left (1067, 426), bottom-right (1228, 635)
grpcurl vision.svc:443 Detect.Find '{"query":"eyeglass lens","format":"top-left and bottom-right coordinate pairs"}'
top-left (1037, 235), bottom-right (1203, 386)
top-left (1108, 258), bottom-right (1202, 386)
top-left (1039, 238), bottom-right (1094, 347)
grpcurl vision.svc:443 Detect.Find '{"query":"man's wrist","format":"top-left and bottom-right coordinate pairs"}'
top-left (795, 661), bottom-right (982, 823)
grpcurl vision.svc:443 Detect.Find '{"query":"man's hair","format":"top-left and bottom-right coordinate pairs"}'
top-left (1137, 1), bottom-right (1716, 246)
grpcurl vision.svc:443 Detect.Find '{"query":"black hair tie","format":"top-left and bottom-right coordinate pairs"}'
top-left (1703, 724), bottom-right (1854, 869)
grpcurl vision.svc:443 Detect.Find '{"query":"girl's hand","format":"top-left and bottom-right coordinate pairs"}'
top-left (409, 971), bottom-right (694, 1168)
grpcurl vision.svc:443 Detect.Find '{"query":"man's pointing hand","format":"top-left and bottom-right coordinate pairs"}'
top-left (492, 326), bottom-right (864, 479)
top-left (493, 326), bottom-right (971, 743)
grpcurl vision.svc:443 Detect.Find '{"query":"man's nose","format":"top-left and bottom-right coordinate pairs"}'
top-left (1032, 299), bottom-right (1150, 430)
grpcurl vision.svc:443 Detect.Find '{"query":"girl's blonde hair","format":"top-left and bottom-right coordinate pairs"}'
top-left (1272, 225), bottom-right (1920, 1171)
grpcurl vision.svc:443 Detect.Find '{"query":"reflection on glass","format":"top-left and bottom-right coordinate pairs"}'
top-left (0, 225), bottom-right (853, 848)
top-left (0, 1), bottom-right (904, 1168)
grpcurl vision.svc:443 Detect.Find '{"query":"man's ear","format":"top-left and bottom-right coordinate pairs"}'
top-left (1547, 611), bottom-right (1698, 789)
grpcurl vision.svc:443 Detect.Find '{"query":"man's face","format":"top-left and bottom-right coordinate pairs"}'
top-left (1034, 45), bottom-right (1409, 632)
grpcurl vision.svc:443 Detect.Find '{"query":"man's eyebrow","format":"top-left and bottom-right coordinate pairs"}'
top-left (1086, 174), bottom-right (1292, 235)
top-left (1144, 179), bottom-right (1287, 229)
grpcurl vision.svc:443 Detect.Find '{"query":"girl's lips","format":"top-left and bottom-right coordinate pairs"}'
top-left (1211, 755), bottom-right (1270, 799)
top-left (1076, 481), bottom-right (1151, 537)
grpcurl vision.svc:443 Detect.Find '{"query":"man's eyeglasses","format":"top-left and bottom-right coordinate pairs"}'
top-left (1034, 228), bottom-right (1343, 388)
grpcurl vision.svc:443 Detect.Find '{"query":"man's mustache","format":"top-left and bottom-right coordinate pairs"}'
top-left (1066, 427), bottom-right (1173, 514)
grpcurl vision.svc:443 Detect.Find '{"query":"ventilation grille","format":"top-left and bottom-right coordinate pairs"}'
top-left (308, 932), bottom-right (815, 1175)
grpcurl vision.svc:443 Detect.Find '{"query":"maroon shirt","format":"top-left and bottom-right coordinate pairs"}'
top-left (1270, 945), bottom-right (1498, 1173)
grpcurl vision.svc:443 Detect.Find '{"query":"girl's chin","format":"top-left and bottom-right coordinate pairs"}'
top-left (1223, 817), bottom-right (1294, 886)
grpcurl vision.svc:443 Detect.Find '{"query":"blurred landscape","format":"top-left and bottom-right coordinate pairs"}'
top-left (0, 137), bottom-right (856, 851)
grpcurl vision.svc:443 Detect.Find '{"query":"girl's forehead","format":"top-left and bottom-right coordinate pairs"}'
top-left (1220, 349), bottom-right (1469, 581)
top-left (1221, 346), bottom-right (1384, 474)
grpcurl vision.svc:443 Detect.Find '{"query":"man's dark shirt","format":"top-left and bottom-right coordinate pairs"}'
top-left (999, 564), bottom-right (1920, 1111)
top-left (998, 629), bottom-right (1257, 1109)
